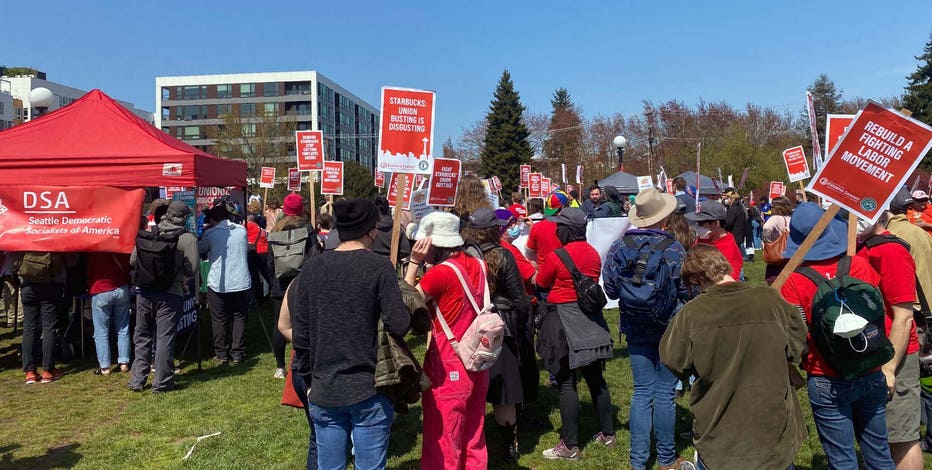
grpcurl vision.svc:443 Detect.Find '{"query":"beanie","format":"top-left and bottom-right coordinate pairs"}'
top-left (283, 193), bottom-right (304, 216)
top-left (333, 198), bottom-right (380, 241)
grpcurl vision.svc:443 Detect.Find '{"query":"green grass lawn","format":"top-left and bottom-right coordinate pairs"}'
top-left (0, 258), bottom-right (929, 469)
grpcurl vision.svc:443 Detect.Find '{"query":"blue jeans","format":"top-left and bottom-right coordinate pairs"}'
top-left (628, 340), bottom-right (678, 469)
top-left (292, 372), bottom-right (318, 470)
top-left (807, 373), bottom-right (895, 469)
top-left (751, 220), bottom-right (763, 249)
top-left (92, 286), bottom-right (131, 368)
top-left (308, 393), bottom-right (394, 470)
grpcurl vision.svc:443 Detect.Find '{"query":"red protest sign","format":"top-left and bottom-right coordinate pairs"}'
top-left (321, 161), bottom-right (344, 195)
top-left (826, 114), bottom-right (856, 157)
top-left (296, 130), bottom-right (324, 171)
top-left (0, 186), bottom-right (145, 253)
top-left (541, 178), bottom-right (551, 195)
top-left (491, 176), bottom-right (502, 192)
top-left (782, 146), bottom-right (811, 182)
top-left (529, 173), bottom-right (542, 198)
top-left (196, 187), bottom-right (231, 209)
top-left (427, 158), bottom-right (461, 206)
top-left (374, 169), bottom-right (385, 188)
top-left (414, 174), bottom-right (427, 190)
top-left (520, 165), bottom-right (531, 188)
top-left (769, 181), bottom-right (785, 201)
top-left (163, 186), bottom-right (187, 199)
top-left (259, 167), bottom-right (276, 189)
top-left (287, 168), bottom-right (301, 192)
top-left (809, 102), bottom-right (932, 223)
top-left (665, 179), bottom-right (675, 194)
top-left (388, 173), bottom-right (416, 209)
top-left (377, 87), bottom-right (435, 175)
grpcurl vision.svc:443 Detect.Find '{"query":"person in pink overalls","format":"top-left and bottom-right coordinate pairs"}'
top-left (404, 211), bottom-right (489, 470)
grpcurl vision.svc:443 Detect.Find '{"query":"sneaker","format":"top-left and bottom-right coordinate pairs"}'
top-left (24, 371), bottom-right (39, 384)
top-left (93, 368), bottom-right (111, 376)
top-left (503, 442), bottom-right (520, 463)
top-left (273, 368), bottom-right (286, 379)
top-left (542, 441), bottom-right (580, 460)
top-left (40, 369), bottom-right (62, 383)
top-left (119, 363), bottom-right (130, 373)
top-left (592, 432), bottom-right (617, 448)
top-left (658, 457), bottom-right (692, 470)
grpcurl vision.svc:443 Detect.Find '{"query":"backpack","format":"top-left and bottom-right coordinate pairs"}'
top-left (268, 226), bottom-right (310, 279)
top-left (17, 251), bottom-right (63, 283)
top-left (612, 236), bottom-right (678, 325)
top-left (133, 227), bottom-right (182, 291)
top-left (796, 256), bottom-right (894, 380)
top-left (433, 259), bottom-right (505, 372)
top-left (554, 247), bottom-right (607, 315)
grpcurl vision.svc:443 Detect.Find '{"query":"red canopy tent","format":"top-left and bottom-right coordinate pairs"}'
top-left (0, 89), bottom-right (246, 187)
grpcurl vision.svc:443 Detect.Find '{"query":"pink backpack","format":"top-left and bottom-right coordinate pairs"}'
top-left (433, 259), bottom-right (505, 372)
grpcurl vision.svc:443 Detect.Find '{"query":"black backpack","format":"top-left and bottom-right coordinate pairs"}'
top-left (133, 227), bottom-right (182, 291)
top-left (554, 247), bottom-right (607, 315)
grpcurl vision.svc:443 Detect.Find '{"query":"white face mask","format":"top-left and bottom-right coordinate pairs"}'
top-left (833, 309), bottom-right (869, 339)
top-left (694, 225), bottom-right (712, 239)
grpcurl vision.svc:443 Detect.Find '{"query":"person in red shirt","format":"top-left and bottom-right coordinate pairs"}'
top-left (87, 252), bottom-right (132, 375)
top-left (856, 217), bottom-right (924, 469)
top-left (508, 192), bottom-right (528, 221)
top-left (685, 200), bottom-right (743, 279)
top-left (778, 202), bottom-right (895, 469)
top-left (535, 207), bottom-right (615, 460)
top-left (245, 213), bottom-right (270, 300)
top-left (907, 190), bottom-right (932, 235)
top-left (496, 209), bottom-right (536, 292)
top-left (525, 192), bottom-right (572, 269)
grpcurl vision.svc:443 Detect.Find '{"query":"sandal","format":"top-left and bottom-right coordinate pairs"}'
top-left (94, 368), bottom-right (111, 376)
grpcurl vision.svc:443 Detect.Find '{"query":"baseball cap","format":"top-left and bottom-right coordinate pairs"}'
top-left (890, 186), bottom-right (914, 211)
top-left (684, 200), bottom-right (727, 222)
top-left (911, 190), bottom-right (930, 201)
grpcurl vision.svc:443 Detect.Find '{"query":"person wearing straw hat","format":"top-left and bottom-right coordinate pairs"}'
top-left (603, 188), bottom-right (691, 470)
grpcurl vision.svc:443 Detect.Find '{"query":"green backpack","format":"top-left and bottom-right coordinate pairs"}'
top-left (796, 256), bottom-right (894, 380)
top-left (17, 252), bottom-right (63, 283)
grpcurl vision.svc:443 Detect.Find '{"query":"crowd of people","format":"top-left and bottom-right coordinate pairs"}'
top-left (3, 174), bottom-right (932, 470)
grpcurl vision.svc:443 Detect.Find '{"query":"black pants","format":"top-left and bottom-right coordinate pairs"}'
top-left (556, 359), bottom-right (614, 447)
top-left (271, 297), bottom-right (286, 368)
top-left (207, 288), bottom-right (248, 361)
top-left (20, 283), bottom-right (63, 372)
top-left (130, 291), bottom-right (182, 391)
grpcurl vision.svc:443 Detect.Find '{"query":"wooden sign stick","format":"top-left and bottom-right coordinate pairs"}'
top-left (798, 181), bottom-right (808, 202)
top-left (771, 204), bottom-right (841, 290)
top-left (847, 212), bottom-right (858, 256)
top-left (389, 174), bottom-right (407, 268)
top-left (308, 173), bottom-right (317, 229)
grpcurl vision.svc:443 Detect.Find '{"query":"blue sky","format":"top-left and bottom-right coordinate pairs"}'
top-left (6, 1), bottom-right (930, 143)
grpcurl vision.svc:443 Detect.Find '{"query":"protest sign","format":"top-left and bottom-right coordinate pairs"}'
top-left (259, 167), bottom-right (276, 189)
top-left (519, 165), bottom-right (531, 188)
top-left (295, 131), bottom-right (324, 171)
top-left (665, 179), bottom-right (675, 194)
top-left (388, 173), bottom-right (416, 209)
top-left (195, 187), bottom-right (231, 209)
top-left (491, 176), bottom-right (503, 193)
top-left (414, 174), bottom-right (427, 190)
top-left (782, 146), bottom-right (811, 182)
top-left (0, 186), bottom-right (144, 253)
top-left (636, 175), bottom-right (654, 192)
top-left (321, 161), bottom-right (343, 195)
top-left (410, 189), bottom-right (434, 221)
top-left (427, 158), bottom-right (461, 206)
top-left (541, 178), bottom-right (551, 195)
top-left (529, 173), bottom-right (542, 198)
top-left (561, 164), bottom-right (567, 183)
top-left (374, 169), bottom-right (385, 188)
top-left (808, 101), bottom-right (932, 223)
top-left (576, 165), bottom-right (583, 185)
top-left (162, 186), bottom-right (188, 200)
top-left (287, 168), bottom-right (301, 192)
top-left (171, 190), bottom-right (197, 233)
top-left (806, 91), bottom-right (825, 170)
top-left (377, 87), bottom-right (435, 174)
top-left (769, 181), bottom-right (785, 201)
top-left (826, 113), bottom-right (856, 157)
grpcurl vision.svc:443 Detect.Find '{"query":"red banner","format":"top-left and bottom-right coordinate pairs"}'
top-left (809, 102), bottom-right (932, 223)
top-left (296, 130), bottom-right (324, 171)
top-left (428, 158), bottom-right (461, 206)
top-left (287, 168), bottom-right (301, 192)
top-left (388, 173), bottom-right (416, 210)
top-left (782, 146), bottom-right (811, 183)
top-left (377, 87), bottom-right (435, 174)
top-left (520, 165), bottom-right (531, 188)
top-left (0, 186), bottom-right (144, 253)
top-left (826, 114), bottom-right (855, 157)
top-left (321, 161), bottom-right (344, 195)
top-left (769, 181), bottom-right (785, 201)
top-left (259, 167), bottom-right (276, 189)
top-left (529, 173), bottom-right (542, 198)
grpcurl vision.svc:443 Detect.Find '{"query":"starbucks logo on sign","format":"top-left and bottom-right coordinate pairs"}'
top-left (418, 161), bottom-right (429, 171)
top-left (860, 198), bottom-right (878, 212)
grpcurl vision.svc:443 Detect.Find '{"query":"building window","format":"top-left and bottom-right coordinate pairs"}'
top-left (240, 103), bottom-right (256, 117)
top-left (296, 122), bottom-right (312, 131)
top-left (339, 113), bottom-right (354, 127)
top-left (319, 104), bottom-right (330, 117)
top-left (0, 101), bottom-right (4, 114)
top-left (242, 123), bottom-right (256, 137)
top-left (263, 102), bottom-right (278, 115)
top-left (217, 84), bottom-right (232, 99)
top-left (338, 95), bottom-right (353, 110)
top-left (182, 85), bottom-right (207, 100)
top-left (161, 88), bottom-right (170, 101)
top-left (183, 126), bottom-right (201, 139)
top-left (183, 105), bottom-right (206, 120)
top-left (161, 107), bottom-right (170, 120)
top-left (286, 102), bottom-right (311, 116)
top-left (318, 83), bottom-right (333, 100)
top-left (263, 82), bottom-right (279, 97)
top-left (240, 83), bottom-right (255, 98)
top-left (216, 103), bottom-right (232, 116)
top-left (285, 82), bottom-right (311, 95)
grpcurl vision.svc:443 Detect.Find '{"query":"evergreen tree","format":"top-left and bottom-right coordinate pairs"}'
top-left (480, 70), bottom-right (533, 192)
top-left (805, 74), bottom-right (842, 146)
top-left (543, 87), bottom-right (584, 179)
top-left (904, 32), bottom-right (932, 171)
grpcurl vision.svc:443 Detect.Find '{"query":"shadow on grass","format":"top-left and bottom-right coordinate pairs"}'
top-left (0, 443), bottom-right (82, 470)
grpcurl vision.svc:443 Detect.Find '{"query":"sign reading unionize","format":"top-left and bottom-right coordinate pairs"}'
top-left (377, 87), bottom-right (435, 175)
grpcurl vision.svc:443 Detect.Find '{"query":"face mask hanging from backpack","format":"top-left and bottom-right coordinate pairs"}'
top-left (832, 297), bottom-right (870, 353)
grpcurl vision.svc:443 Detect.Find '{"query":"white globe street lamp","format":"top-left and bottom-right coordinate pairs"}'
top-left (28, 87), bottom-right (54, 119)
top-left (612, 135), bottom-right (627, 172)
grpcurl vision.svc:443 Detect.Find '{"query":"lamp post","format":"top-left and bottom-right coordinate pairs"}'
top-left (612, 135), bottom-right (627, 172)
top-left (28, 87), bottom-right (54, 120)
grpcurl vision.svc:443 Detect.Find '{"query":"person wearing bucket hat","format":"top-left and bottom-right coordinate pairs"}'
top-left (289, 198), bottom-right (410, 470)
top-left (404, 211), bottom-right (490, 468)
top-left (603, 188), bottom-right (691, 470)
top-left (778, 202), bottom-right (896, 469)
top-left (536, 207), bottom-right (616, 460)
top-left (686, 200), bottom-right (743, 280)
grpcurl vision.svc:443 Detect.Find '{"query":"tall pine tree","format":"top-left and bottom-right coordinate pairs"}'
top-left (904, 32), bottom-right (932, 171)
top-left (805, 74), bottom-right (842, 145)
top-left (543, 87), bottom-right (584, 179)
top-left (480, 70), bottom-right (533, 192)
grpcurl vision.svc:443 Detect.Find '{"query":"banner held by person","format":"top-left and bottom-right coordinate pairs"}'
top-left (427, 158), bottom-right (461, 206)
top-left (295, 131), bottom-right (324, 171)
top-left (783, 146), bottom-right (811, 182)
top-left (520, 165), bottom-right (531, 189)
top-left (321, 161), bottom-right (344, 196)
top-left (287, 168), bottom-right (301, 192)
top-left (377, 87), bottom-right (436, 175)
top-left (769, 181), bottom-right (785, 201)
top-left (259, 167), bottom-right (276, 189)
top-left (529, 173), bottom-right (542, 198)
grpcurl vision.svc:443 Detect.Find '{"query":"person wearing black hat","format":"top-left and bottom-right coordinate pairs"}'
top-left (290, 198), bottom-right (411, 470)
top-left (687, 200), bottom-right (743, 280)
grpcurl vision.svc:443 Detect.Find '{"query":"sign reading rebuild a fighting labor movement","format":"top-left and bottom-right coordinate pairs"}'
top-left (378, 87), bottom-right (436, 175)
top-left (782, 146), bottom-right (811, 182)
top-left (809, 101), bottom-right (932, 223)
top-left (320, 161), bottom-right (344, 195)
top-left (295, 130), bottom-right (324, 171)
top-left (427, 158), bottom-right (461, 206)
top-left (0, 186), bottom-right (145, 253)
top-left (259, 167), bottom-right (276, 189)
